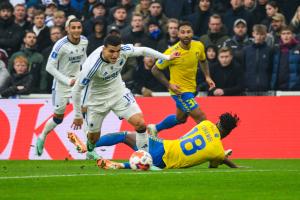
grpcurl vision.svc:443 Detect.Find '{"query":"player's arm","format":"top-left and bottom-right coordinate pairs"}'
top-left (71, 60), bottom-right (92, 129)
top-left (125, 45), bottom-right (179, 60)
top-left (151, 65), bottom-right (170, 89)
top-left (46, 46), bottom-right (73, 86)
top-left (199, 59), bottom-right (215, 90)
top-left (209, 157), bottom-right (238, 168)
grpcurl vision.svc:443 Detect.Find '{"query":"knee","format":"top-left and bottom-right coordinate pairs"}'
top-left (176, 116), bottom-right (187, 124)
top-left (133, 119), bottom-right (146, 131)
top-left (53, 117), bottom-right (63, 124)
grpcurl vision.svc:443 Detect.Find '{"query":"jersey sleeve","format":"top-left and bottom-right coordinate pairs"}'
top-left (46, 43), bottom-right (70, 86)
top-left (123, 44), bottom-right (170, 60)
top-left (71, 55), bottom-right (97, 119)
top-left (198, 42), bottom-right (206, 62)
top-left (155, 48), bottom-right (171, 70)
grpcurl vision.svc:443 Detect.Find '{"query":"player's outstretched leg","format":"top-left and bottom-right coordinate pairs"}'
top-left (36, 116), bottom-right (63, 156)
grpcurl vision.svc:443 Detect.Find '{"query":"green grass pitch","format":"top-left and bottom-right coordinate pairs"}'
top-left (0, 159), bottom-right (299, 200)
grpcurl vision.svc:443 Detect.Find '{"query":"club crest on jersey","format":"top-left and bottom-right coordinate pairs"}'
top-left (157, 59), bottom-right (163, 64)
top-left (81, 78), bottom-right (90, 85)
top-left (51, 52), bottom-right (58, 59)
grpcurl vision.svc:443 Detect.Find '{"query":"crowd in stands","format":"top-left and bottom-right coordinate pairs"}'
top-left (1, 0), bottom-right (300, 98)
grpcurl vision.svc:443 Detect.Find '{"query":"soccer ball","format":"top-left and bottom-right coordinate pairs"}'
top-left (129, 150), bottom-right (153, 171)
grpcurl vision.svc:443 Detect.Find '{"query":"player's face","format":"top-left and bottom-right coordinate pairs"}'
top-left (178, 25), bottom-right (193, 46)
top-left (68, 21), bottom-right (82, 40)
top-left (103, 45), bottom-right (121, 64)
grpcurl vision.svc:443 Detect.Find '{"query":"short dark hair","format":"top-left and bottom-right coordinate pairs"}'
top-left (104, 35), bottom-right (122, 47)
top-left (0, 2), bottom-right (14, 12)
top-left (68, 18), bottom-right (82, 27)
top-left (178, 21), bottom-right (193, 30)
top-left (219, 112), bottom-right (240, 132)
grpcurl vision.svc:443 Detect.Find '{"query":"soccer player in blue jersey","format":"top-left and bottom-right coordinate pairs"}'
top-left (69, 112), bottom-right (239, 169)
top-left (148, 21), bottom-right (216, 136)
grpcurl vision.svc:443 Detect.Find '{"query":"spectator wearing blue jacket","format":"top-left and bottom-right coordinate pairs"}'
top-left (271, 26), bottom-right (300, 91)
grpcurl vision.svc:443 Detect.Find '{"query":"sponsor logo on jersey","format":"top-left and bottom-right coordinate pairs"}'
top-left (69, 55), bottom-right (84, 63)
top-left (103, 71), bottom-right (120, 81)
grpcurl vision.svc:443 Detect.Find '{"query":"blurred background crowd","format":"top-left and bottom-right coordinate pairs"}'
top-left (1, 0), bottom-right (300, 98)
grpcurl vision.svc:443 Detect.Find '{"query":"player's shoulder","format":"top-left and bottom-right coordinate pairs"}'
top-left (167, 42), bottom-right (180, 52)
top-left (121, 44), bottom-right (134, 52)
top-left (80, 35), bottom-right (89, 45)
top-left (198, 120), bottom-right (215, 128)
top-left (191, 40), bottom-right (205, 49)
top-left (53, 36), bottom-right (69, 52)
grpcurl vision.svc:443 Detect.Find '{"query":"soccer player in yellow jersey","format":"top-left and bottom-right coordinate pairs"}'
top-left (69, 112), bottom-right (239, 169)
top-left (149, 21), bottom-right (215, 136)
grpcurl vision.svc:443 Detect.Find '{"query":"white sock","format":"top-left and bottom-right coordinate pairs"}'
top-left (136, 132), bottom-right (149, 152)
top-left (39, 118), bottom-right (58, 141)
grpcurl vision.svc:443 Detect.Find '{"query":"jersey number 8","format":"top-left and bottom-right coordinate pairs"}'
top-left (180, 135), bottom-right (206, 156)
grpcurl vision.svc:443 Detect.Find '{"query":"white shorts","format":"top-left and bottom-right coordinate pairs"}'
top-left (52, 90), bottom-right (71, 115)
top-left (85, 91), bottom-right (141, 133)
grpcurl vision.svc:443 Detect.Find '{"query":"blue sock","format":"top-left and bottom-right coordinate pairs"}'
top-left (124, 162), bottom-right (131, 169)
top-left (96, 132), bottom-right (127, 147)
top-left (156, 114), bottom-right (179, 132)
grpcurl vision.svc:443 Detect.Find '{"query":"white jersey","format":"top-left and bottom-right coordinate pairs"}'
top-left (72, 44), bottom-right (170, 118)
top-left (46, 35), bottom-right (88, 93)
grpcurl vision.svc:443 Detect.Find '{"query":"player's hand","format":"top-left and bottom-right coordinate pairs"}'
top-left (205, 77), bottom-right (215, 90)
top-left (69, 79), bottom-right (76, 86)
top-left (168, 83), bottom-right (181, 95)
top-left (169, 51), bottom-right (180, 60)
top-left (71, 118), bottom-right (83, 130)
top-left (213, 88), bottom-right (224, 96)
top-left (141, 87), bottom-right (153, 97)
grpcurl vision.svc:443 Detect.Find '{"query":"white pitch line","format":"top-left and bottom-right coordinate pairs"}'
top-left (0, 169), bottom-right (299, 180)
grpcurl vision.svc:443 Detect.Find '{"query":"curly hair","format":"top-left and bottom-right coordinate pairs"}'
top-left (219, 112), bottom-right (240, 131)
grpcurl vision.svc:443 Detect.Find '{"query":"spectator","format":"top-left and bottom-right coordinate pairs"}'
top-left (0, 49), bottom-right (10, 92)
top-left (87, 16), bottom-right (106, 55)
top-left (82, 0), bottom-right (99, 21)
top-left (144, 1), bottom-right (168, 33)
top-left (271, 26), bottom-right (300, 91)
top-left (261, 1), bottom-right (279, 31)
top-left (109, 0), bottom-right (135, 24)
top-left (223, 0), bottom-right (253, 36)
top-left (274, 0), bottom-right (300, 23)
top-left (26, 5), bottom-right (36, 24)
top-left (134, 0), bottom-right (151, 19)
top-left (0, 56), bottom-right (33, 98)
top-left (205, 44), bottom-right (218, 65)
top-left (223, 18), bottom-right (252, 66)
top-left (31, 10), bottom-right (52, 52)
top-left (208, 47), bottom-right (244, 96)
top-left (199, 14), bottom-right (229, 49)
top-left (44, 1), bottom-right (58, 27)
top-left (252, 0), bottom-right (268, 24)
top-left (107, 5), bottom-right (128, 36)
top-left (52, 10), bottom-right (67, 31)
top-left (290, 6), bottom-right (300, 34)
top-left (40, 26), bottom-right (64, 93)
top-left (8, 31), bottom-right (44, 93)
top-left (133, 56), bottom-right (167, 96)
top-left (0, 1), bottom-right (23, 56)
top-left (162, 0), bottom-right (192, 19)
top-left (243, 24), bottom-right (273, 93)
top-left (157, 18), bottom-right (179, 52)
top-left (142, 18), bottom-right (163, 49)
top-left (13, 3), bottom-right (31, 32)
top-left (211, 0), bottom-right (231, 16)
top-left (268, 13), bottom-right (286, 47)
top-left (57, 0), bottom-right (81, 19)
top-left (83, 2), bottom-right (107, 36)
top-left (184, 0), bottom-right (212, 38)
top-left (122, 13), bottom-right (147, 46)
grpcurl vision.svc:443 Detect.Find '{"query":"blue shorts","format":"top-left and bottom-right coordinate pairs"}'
top-left (148, 136), bottom-right (166, 168)
top-left (172, 92), bottom-right (199, 113)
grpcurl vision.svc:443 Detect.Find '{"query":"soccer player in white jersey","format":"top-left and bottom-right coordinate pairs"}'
top-left (71, 35), bottom-right (179, 155)
top-left (36, 17), bottom-right (88, 156)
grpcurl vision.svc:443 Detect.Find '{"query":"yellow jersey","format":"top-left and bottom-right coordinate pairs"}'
top-left (155, 40), bottom-right (206, 94)
top-left (162, 120), bottom-right (225, 169)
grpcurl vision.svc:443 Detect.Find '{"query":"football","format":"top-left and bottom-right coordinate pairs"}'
top-left (129, 150), bottom-right (153, 171)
